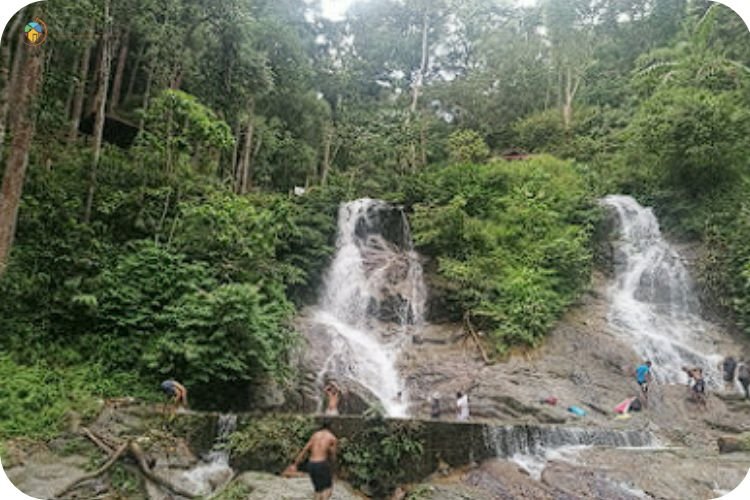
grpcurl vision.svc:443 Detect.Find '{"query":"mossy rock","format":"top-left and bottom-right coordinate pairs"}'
top-left (717, 433), bottom-right (750, 453)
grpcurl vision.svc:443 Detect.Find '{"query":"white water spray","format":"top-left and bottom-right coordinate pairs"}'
top-left (603, 195), bottom-right (722, 385)
top-left (312, 199), bottom-right (426, 417)
top-left (181, 414), bottom-right (236, 495)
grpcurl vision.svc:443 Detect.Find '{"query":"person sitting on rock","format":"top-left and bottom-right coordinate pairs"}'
top-left (160, 379), bottom-right (188, 411)
top-left (737, 361), bottom-right (750, 399)
top-left (324, 382), bottom-right (340, 416)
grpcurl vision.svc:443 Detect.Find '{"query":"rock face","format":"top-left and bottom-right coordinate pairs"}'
top-left (232, 471), bottom-right (361, 500)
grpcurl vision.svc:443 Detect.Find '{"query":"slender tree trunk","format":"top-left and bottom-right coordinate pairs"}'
top-left (124, 42), bottom-right (144, 104)
top-left (0, 43), bottom-right (44, 276)
top-left (410, 12), bottom-right (429, 115)
top-left (138, 64), bottom-right (152, 132)
top-left (0, 12), bottom-right (24, 162)
top-left (84, 0), bottom-right (113, 223)
top-left (87, 41), bottom-right (103, 116)
top-left (68, 33), bottom-right (93, 144)
top-left (239, 117), bottom-right (254, 194)
top-left (1, 14), bottom-right (27, 163)
top-left (108, 29), bottom-right (129, 113)
top-left (320, 123), bottom-right (333, 185)
top-left (229, 119), bottom-right (240, 185)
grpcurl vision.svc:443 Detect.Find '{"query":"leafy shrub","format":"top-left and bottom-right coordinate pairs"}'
top-left (0, 356), bottom-right (151, 440)
top-left (339, 419), bottom-right (424, 497)
top-left (626, 88), bottom-right (747, 196)
top-left (410, 156), bottom-right (597, 352)
top-left (447, 129), bottom-right (490, 163)
top-left (513, 109), bottom-right (566, 154)
top-left (229, 415), bottom-right (315, 471)
top-left (146, 282), bottom-right (295, 386)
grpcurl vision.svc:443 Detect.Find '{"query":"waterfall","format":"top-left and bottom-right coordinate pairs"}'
top-left (181, 414), bottom-right (236, 495)
top-left (483, 424), bottom-right (656, 481)
top-left (602, 195), bottom-right (722, 385)
top-left (482, 425), bottom-right (655, 458)
top-left (312, 199), bottom-right (426, 417)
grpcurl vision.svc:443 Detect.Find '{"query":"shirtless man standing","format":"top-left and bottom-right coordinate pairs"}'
top-left (289, 420), bottom-right (338, 500)
top-left (324, 382), bottom-right (340, 416)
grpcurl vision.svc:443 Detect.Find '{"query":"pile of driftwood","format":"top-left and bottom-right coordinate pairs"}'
top-left (55, 426), bottom-right (197, 499)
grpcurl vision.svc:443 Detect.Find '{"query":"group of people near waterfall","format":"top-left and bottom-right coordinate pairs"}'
top-left (629, 355), bottom-right (750, 411)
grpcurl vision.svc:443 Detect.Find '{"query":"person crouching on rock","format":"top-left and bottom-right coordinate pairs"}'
top-left (160, 379), bottom-right (188, 412)
top-left (324, 382), bottom-right (340, 416)
top-left (290, 419), bottom-right (338, 500)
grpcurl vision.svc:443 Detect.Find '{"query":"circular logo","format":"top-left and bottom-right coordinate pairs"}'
top-left (23, 18), bottom-right (47, 46)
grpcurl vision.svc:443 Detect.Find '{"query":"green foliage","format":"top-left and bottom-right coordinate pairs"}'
top-left (339, 419), bottom-right (424, 497)
top-left (409, 156), bottom-right (597, 351)
top-left (213, 482), bottom-right (253, 500)
top-left (0, 355), bottom-right (150, 440)
top-left (137, 90), bottom-right (234, 173)
top-left (513, 110), bottom-right (566, 154)
top-left (447, 129), bottom-right (490, 163)
top-left (147, 282), bottom-right (295, 386)
top-left (229, 415), bottom-right (315, 471)
top-left (626, 88), bottom-right (747, 196)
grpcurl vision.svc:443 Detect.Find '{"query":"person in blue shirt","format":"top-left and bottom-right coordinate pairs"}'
top-left (635, 361), bottom-right (652, 407)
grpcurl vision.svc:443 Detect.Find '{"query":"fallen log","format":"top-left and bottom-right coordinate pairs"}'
top-left (55, 442), bottom-right (129, 498)
top-left (463, 313), bottom-right (491, 365)
top-left (75, 426), bottom-right (198, 498)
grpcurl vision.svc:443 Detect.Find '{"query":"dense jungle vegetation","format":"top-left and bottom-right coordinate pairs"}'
top-left (1, 0), bottom-right (749, 439)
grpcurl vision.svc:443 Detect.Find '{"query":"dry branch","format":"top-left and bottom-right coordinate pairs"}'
top-left (463, 313), bottom-right (491, 365)
top-left (55, 442), bottom-right (129, 498)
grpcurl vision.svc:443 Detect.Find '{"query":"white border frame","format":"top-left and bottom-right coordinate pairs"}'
top-left (0, 0), bottom-right (749, 499)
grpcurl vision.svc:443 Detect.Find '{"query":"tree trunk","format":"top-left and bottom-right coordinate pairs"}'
top-left (108, 29), bottom-right (129, 113)
top-left (84, 0), bottom-right (113, 223)
top-left (2, 15), bottom-right (27, 159)
top-left (562, 66), bottom-right (581, 130)
top-left (0, 42), bottom-right (44, 276)
top-left (410, 12), bottom-right (430, 115)
top-left (229, 119), bottom-right (240, 185)
top-left (138, 62), bottom-right (153, 132)
top-left (0, 12), bottom-right (24, 163)
top-left (124, 42), bottom-right (144, 105)
top-left (238, 116), bottom-right (254, 194)
top-left (320, 125), bottom-right (333, 185)
top-left (68, 34), bottom-right (93, 144)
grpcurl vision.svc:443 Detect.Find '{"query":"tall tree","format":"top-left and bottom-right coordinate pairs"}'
top-left (0, 37), bottom-right (45, 275)
top-left (0, 11), bottom-right (25, 164)
top-left (83, 0), bottom-right (113, 223)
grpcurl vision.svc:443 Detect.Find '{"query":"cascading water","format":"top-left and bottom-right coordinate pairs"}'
top-left (483, 424), bottom-right (657, 481)
top-left (603, 195), bottom-right (723, 385)
top-left (312, 198), bottom-right (426, 417)
top-left (181, 414), bottom-right (236, 495)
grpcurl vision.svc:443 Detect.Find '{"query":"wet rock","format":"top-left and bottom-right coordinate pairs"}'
top-left (232, 471), bottom-right (361, 499)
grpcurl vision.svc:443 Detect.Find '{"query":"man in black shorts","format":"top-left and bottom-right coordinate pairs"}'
top-left (289, 420), bottom-right (337, 500)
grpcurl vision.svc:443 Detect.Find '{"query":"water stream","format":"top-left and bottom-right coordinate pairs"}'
top-left (483, 424), bottom-right (657, 481)
top-left (181, 414), bottom-right (236, 495)
top-left (311, 199), bottom-right (426, 417)
top-left (603, 195), bottom-right (723, 385)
